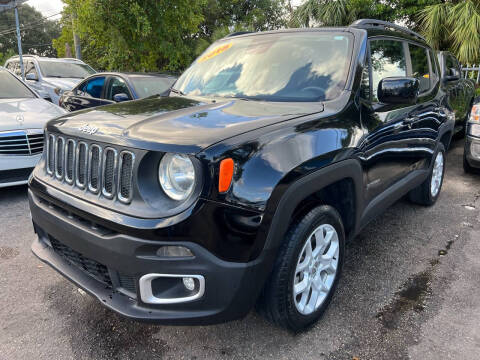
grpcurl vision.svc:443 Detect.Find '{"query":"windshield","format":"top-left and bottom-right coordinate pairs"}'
top-left (130, 76), bottom-right (177, 98)
top-left (174, 32), bottom-right (352, 102)
top-left (38, 61), bottom-right (96, 78)
top-left (0, 71), bottom-right (36, 99)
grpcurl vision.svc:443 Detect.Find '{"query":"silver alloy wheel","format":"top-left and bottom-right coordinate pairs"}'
top-left (430, 151), bottom-right (444, 197)
top-left (293, 224), bottom-right (339, 315)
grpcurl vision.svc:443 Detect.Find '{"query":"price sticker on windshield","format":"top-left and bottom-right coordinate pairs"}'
top-left (198, 43), bottom-right (233, 63)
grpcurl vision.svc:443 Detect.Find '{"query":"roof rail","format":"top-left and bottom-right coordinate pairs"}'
top-left (226, 31), bottom-right (253, 38)
top-left (9, 54), bottom-right (37, 58)
top-left (351, 19), bottom-right (426, 42)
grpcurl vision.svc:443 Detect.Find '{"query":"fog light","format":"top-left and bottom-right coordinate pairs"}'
top-left (183, 277), bottom-right (195, 291)
top-left (156, 246), bottom-right (194, 258)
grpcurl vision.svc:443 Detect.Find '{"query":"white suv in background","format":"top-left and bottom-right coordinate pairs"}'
top-left (4, 56), bottom-right (96, 105)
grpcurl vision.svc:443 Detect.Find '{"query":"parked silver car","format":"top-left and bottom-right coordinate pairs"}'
top-left (4, 55), bottom-right (96, 105)
top-left (0, 67), bottom-right (65, 188)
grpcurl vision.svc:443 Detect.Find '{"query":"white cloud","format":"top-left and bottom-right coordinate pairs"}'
top-left (27, 0), bottom-right (64, 18)
top-left (290, 0), bottom-right (305, 7)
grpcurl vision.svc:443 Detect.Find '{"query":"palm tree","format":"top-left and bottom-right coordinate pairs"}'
top-left (419, 0), bottom-right (480, 64)
top-left (291, 0), bottom-right (351, 27)
top-left (290, 0), bottom-right (392, 28)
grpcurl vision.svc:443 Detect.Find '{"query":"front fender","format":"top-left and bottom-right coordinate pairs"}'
top-left (261, 159), bottom-right (364, 253)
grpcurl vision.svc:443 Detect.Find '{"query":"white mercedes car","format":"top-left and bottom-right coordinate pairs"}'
top-left (0, 67), bottom-right (65, 188)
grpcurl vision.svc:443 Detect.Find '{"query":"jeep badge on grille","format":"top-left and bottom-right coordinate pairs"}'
top-left (78, 124), bottom-right (98, 135)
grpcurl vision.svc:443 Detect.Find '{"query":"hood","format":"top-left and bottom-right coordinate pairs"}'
top-left (47, 96), bottom-right (324, 153)
top-left (44, 77), bottom-right (82, 90)
top-left (0, 98), bottom-right (66, 132)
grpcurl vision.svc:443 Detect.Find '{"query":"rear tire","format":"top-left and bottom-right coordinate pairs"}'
top-left (257, 205), bottom-right (345, 332)
top-left (408, 144), bottom-right (445, 206)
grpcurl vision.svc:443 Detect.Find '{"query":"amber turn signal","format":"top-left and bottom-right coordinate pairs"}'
top-left (219, 158), bottom-right (234, 193)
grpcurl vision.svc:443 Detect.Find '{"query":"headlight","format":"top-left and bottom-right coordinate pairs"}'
top-left (158, 153), bottom-right (195, 201)
top-left (54, 87), bottom-right (64, 96)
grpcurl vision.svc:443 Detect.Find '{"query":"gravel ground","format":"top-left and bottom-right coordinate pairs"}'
top-left (0, 139), bottom-right (479, 360)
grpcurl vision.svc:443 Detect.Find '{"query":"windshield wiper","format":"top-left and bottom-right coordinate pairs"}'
top-left (170, 88), bottom-right (185, 96)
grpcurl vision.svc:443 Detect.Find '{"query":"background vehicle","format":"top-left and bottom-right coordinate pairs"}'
top-left (0, 67), bottom-right (65, 188)
top-left (29, 20), bottom-right (454, 331)
top-left (59, 72), bottom-right (178, 111)
top-left (4, 55), bottom-right (96, 105)
top-left (464, 102), bottom-right (480, 173)
top-left (437, 51), bottom-right (475, 135)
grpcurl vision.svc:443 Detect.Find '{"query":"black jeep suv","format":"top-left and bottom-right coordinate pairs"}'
top-left (29, 19), bottom-right (454, 331)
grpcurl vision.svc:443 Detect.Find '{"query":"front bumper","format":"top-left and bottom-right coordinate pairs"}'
top-left (464, 135), bottom-right (480, 169)
top-left (29, 189), bottom-right (273, 324)
top-left (0, 154), bottom-right (41, 188)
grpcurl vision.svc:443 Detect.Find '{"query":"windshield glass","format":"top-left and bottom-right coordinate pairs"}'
top-left (0, 71), bottom-right (35, 99)
top-left (174, 32), bottom-right (352, 102)
top-left (130, 76), bottom-right (177, 98)
top-left (38, 61), bottom-right (96, 78)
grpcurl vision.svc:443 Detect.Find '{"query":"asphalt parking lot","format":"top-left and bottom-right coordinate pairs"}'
top-left (0, 138), bottom-right (479, 360)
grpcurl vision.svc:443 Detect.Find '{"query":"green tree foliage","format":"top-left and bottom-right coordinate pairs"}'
top-left (54, 0), bottom-right (287, 72)
top-left (419, 0), bottom-right (480, 64)
top-left (55, 0), bottom-right (206, 72)
top-left (0, 4), bottom-right (60, 61)
top-left (384, 0), bottom-right (442, 29)
top-left (290, 0), bottom-right (395, 27)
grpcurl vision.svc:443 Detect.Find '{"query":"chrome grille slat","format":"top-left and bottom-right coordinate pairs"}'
top-left (102, 148), bottom-right (117, 199)
top-left (118, 151), bottom-right (134, 204)
top-left (45, 133), bottom-right (134, 204)
top-left (55, 137), bottom-right (65, 180)
top-left (76, 142), bottom-right (88, 189)
top-left (88, 145), bottom-right (102, 193)
top-left (65, 139), bottom-right (76, 184)
top-left (47, 134), bottom-right (55, 175)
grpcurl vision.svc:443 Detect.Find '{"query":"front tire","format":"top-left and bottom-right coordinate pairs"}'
top-left (257, 205), bottom-right (345, 332)
top-left (408, 144), bottom-right (446, 206)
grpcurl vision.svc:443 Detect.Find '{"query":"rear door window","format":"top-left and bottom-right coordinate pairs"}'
top-left (105, 77), bottom-right (132, 100)
top-left (409, 44), bottom-right (431, 93)
top-left (369, 39), bottom-right (407, 102)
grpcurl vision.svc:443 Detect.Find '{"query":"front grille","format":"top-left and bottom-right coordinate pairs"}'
top-left (46, 134), bottom-right (135, 204)
top-left (118, 274), bottom-right (137, 293)
top-left (0, 167), bottom-right (33, 184)
top-left (49, 236), bottom-right (112, 287)
top-left (0, 130), bottom-right (44, 156)
top-left (48, 236), bottom-right (137, 298)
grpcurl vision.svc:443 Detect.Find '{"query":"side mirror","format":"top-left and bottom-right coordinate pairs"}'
top-left (378, 77), bottom-right (419, 105)
top-left (113, 93), bottom-right (130, 102)
top-left (25, 73), bottom-right (38, 81)
top-left (444, 75), bottom-right (460, 82)
top-left (444, 68), bottom-right (460, 82)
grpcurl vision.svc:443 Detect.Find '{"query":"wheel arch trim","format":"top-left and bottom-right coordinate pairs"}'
top-left (263, 159), bottom-right (364, 252)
